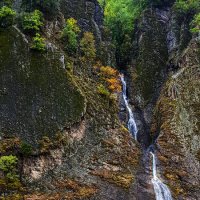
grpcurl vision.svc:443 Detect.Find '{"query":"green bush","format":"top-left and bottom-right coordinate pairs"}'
top-left (97, 84), bottom-right (110, 97)
top-left (31, 33), bottom-right (46, 51)
top-left (0, 6), bottom-right (16, 27)
top-left (191, 13), bottom-right (200, 33)
top-left (62, 18), bottom-right (80, 54)
top-left (80, 32), bottom-right (96, 63)
top-left (0, 155), bottom-right (18, 173)
top-left (22, 9), bottom-right (43, 33)
top-left (0, 155), bottom-right (19, 182)
top-left (174, 0), bottom-right (199, 13)
top-left (0, 155), bottom-right (21, 196)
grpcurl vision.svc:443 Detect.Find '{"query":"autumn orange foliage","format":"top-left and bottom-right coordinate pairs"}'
top-left (106, 78), bottom-right (121, 92)
top-left (94, 65), bottom-right (121, 93)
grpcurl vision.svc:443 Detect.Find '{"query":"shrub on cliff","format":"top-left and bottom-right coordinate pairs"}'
top-left (0, 155), bottom-right (21, 196)
top-left (80, 32), bottom-right (96, 63)
top-left (22, 9), bottom-right (44, 33)
top-left (191, 13), bottom-right (200, 33)
top-left (97, 84), bottom-right (110, 97)
top-left (0, 155), bottom-right (17, 173)
top-left (31, 33), bottom-right (46, 51)
top-left (62, 18), bottom-right (80, 54)
top-left (174, 0), bottom-right (199, 13)
top-left (0, 6), bottom-right (16, 27)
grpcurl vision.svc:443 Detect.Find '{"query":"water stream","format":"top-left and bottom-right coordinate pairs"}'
top-left (120, 74), bottom-right (173, 200)
top-left (151, 152), bottom-right (173, 200)
top-left (120, 74), bottom-right (138, 140)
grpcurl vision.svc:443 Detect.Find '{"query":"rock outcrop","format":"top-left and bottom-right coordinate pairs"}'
top-left (127, 5), bottom-right (200, 200)
top-left (152, 40), bottom-right (200, 200)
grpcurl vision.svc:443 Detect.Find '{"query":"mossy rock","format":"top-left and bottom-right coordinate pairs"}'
top-left (0, 27), bottom-right (86, 148)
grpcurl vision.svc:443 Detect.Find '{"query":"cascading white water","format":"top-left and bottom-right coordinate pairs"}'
top-left (120, 74), bottom-right (138, 140)
top-left (120, 74), bottom-right (172, 200)
top-left (150, 152), bottom-right (173, 200)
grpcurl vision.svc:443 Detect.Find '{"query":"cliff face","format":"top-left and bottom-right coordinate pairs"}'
top-left (0, 1), bottom-right (199, 199)
top-left (152, 40), bottom-right (200, 200)
top-left (127, 5), bottom-right (200, 200)
top-left (0, 1), bottom-right (141, 199)
top-left (0, 27), bottom-right (86, 148)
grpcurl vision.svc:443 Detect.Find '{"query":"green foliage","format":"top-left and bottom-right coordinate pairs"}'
top-left (31, 33), bottom-right (46, 51)
top-left (174, 0), bottom-right (199, 13)
top-left (80, 32), bottom-right (96, 62)
top-left (98, 0), bottom-right (147, 65)
top-left (191, 13), bottom-right (200, 33)
top-left (0, 155), bottom-right (21, 197)
top-left (0, 155), bottom-right (18, 173)
top-left (62, 18), bottom-right (80, 54)
top-left (103, 0), bottom-right (146, 38)
top-left (0, 6), bottom-right (16, 27)
top-left (174, 0), bottom-right (200, 34)
top-left (97, 84), bottom-right (110, 97)
top-left (22, 9), bottom-right (44, 33)
top-left (0, 155), bottom-right (19, 183)
top-left (20, 142), bottom-right (33, 156)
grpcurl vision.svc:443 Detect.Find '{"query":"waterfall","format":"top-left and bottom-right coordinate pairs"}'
top-left (120, 74), bottom-right (138, 140)
top-left (120, 74), bottom-right (173, 200)
top-left (150, 152), bottom-right (173, 200)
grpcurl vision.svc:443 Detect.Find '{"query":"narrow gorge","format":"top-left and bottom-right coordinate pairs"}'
top-left (121, 74), bottom-right (173, 200)
top-left (0, 0), bottom-right (199, 200)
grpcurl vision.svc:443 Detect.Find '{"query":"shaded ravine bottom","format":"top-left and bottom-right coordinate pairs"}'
top-left (120, 74), bottom-right (173, 200)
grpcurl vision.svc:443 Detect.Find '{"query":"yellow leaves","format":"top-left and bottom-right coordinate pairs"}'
top-left (100, 66), bottom-right (118, 77)
top-left (106, 78), bottom-right (122, 92)
top-left (66, 18), bottom-right (80, 34)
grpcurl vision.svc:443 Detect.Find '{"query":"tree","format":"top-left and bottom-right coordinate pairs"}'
top-left (98, 0), bottom-right (147, 65)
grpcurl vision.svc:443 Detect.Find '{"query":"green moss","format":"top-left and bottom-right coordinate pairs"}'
top-left (0, 27), bottom-right (86, 148)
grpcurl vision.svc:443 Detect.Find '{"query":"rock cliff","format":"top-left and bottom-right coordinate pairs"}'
top-left (0, 0), bottom-right (199, 200)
